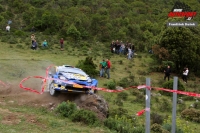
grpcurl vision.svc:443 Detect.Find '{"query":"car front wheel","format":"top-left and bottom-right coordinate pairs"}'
top-left (49, 83), bottom-right (60, 96)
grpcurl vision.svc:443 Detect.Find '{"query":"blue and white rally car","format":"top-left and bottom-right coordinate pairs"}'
top-left (47, 65), bottom-right (98, 96)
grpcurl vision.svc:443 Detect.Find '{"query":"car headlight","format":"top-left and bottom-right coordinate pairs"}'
top-left (87, 78), bottom-right (92, 83)
top-left (59, 76), bottom-right (66, 80)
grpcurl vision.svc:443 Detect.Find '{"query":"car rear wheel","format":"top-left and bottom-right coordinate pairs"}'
top-left (49, 83), bottom-right (60, 96)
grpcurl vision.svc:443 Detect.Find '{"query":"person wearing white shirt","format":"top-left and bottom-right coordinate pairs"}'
top-left (182, 67), bottom-right (189, 83)
top-left (6, 25), bottom-right (10, 32)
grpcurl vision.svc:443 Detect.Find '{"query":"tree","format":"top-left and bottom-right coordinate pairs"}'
top-left (67, 24), bottom-right (81, 43)
top-left (157, 18), bottom-right (200, 74)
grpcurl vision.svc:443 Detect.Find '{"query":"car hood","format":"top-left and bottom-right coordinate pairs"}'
top-left (58, 68), bottom-right (89, 80)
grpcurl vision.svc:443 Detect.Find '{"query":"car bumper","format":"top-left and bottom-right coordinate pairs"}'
top-left (53, 83), bottom-right (95, 94)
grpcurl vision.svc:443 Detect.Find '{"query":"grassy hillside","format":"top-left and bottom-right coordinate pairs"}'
top-left (0, 39), bottom-right (200, 132)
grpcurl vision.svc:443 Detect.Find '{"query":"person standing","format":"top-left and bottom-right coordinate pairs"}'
top-left (31, 34), bottom-right (35, 44)
top-left (182, 67), bottom-right (189, 83)
top-left (31, 40), bottom-right (37, 50)
top-left (6, 25), bottom-right (10, 32)
top-left (105, 59), bottom-right (111, 79)
top-left (99, 59), bottom-right (107, 78)
top-left (42, 40), bottom-right (48, 47)
top-left (127, 47), bottom-right (132, 60)
top-left (60, 38), bottom-right (64, 50)
top-left (164, 65), bottom-right (171, 81)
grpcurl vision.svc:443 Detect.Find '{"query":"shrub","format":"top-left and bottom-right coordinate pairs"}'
top-left (14, 30), bottom-right (25, 36)
top-left (137, 70), bottom-right (149, 75)
top-left (118, 60), bottom-right (123, 64)
top-left (161, 80), bottom-right (185, 96)
top-left (107, 80), bottom-right (116, 90)
top-left (55, 101), bottom-right (77, 117)
top-left (104, 115), bottom-right (144, 133)
top-left (8, 37), bottom-right (18, 44)
top-left (151, 123), bottom-right (163, 133)
top-left (113, 99), bottom-right (123, 106)
top-left (117, 77), bottom-right (129, 88)
top-left (181, 108), bottom-right (200, 123)
top-left (158, 98), bottom-right (171, 112)
top-left (117, 92), bottom-right (128, 101)
top-left (163, 115), bottom-right (194, 133)
top-left (70, 109), bottom-right (98, 125)
top-left (151, 112), bottom-right (163, 125)
top-left (75, 56), bottom-right (98, 77)
top-left (193, 102), bottom-right (200, 109)
top-left (177, 103), bottom-right (187, 112)
top-left (132, 93), bottom-right (145, 103)
top-left (108, 107), bottom-right (128, 117)
top-left (162, 124), bottom-right (183, 133)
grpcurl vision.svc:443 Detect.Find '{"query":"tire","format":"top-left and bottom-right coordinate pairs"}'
top-left (49, 83), bottom-right (60, 96)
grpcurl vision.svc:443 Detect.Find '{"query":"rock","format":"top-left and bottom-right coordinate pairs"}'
top-left (116, 86), bottom-right (124, 90)
top-left (76, 94), bottom-right (109, 121)
top-left (177, 99), bottom-right (184, 104)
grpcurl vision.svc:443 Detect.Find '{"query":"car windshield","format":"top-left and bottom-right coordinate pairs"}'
top-left (58, 67), bottom-right (88, 77)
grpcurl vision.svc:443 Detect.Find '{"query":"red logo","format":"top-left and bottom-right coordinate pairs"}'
top-left (168, 11), bottom-right (197, 18)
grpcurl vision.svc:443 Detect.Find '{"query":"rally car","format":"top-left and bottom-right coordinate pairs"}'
top-left (47, 65), bottom-right (98, 96)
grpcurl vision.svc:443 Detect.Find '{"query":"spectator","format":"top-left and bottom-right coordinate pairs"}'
top-left (164, 65), bottom-right (171, 81)
top-left (6, 25), bottom-right (10, 32)
top-left (105, 59), bottom-right (111, 79)
top-left (115, 40), bottom-right (120, 54)
top-left (42, 40), bottom-right (48, 47)
top-left (99, 59), bottom-right (107, 78)
top-left (110, 41), bottom-right (115, 53)
top-left (127, 47), bottom-right (132, 60)
top-left (60, 38), bottom-right (64, 50)
top-left (8, 19), bottom-right (12, 25)
top-left (120, 43), bottom-right (125, 54)
top-left (31, 34), bottom-right (35, 44)
top-left (182, 67), bottom-right (189, 83)
top-left (131, 44), bottom-right (135, 57)
top-left (31, 40), bottom-right (38, 50)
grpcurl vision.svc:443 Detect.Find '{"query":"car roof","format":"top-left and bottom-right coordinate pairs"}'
top-left (56, 65), bottom-right (88, 76)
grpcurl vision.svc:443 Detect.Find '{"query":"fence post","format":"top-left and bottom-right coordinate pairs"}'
top-left (145, 78), bottom-right (151, 133)
top-left (171, 77), bottom-right (178, 133)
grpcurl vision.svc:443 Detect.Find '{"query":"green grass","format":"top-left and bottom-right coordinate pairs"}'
top-left (1, 38), bottom-right (200, 132)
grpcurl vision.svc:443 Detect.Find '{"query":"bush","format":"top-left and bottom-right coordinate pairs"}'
top-left (117, 92), bottom-right (128, 101)
top-left (108, 107), bottom-right (128, 117)
top-left (177, 103), bottom-right (187, 112)
top-left (151, 123), bottom-right (163, 133)
top-left (158, 98), bottom-right (171, 112)
top-left (55, 101), bottom-right (77, 117)
top-left (107, 80), bottom-right (116, 90)
top-left (75, 56), bottom-right (98, 77)
top-left (137, 70), bottom-right (149, 75)
top-left (117, 77), bottom-right (129, 88)
top-left (151, 112), bottom-right (163, 125)
top-left (104, 115), bottom-right (144, 133)
top-left (8, 37), bottom-right (18, 44)
top-left (113, 99), bottom-right (123, 106)
top-left (181, 108), bottom-right (200, 123)
top-left (161, 80), bottom-right (185, 96)
top-left (162, 124), bottom-right (183, 133)
top-left (70, 109), bottom-right (98, 125)
top-left (14, 30), bottom-right (25, 36)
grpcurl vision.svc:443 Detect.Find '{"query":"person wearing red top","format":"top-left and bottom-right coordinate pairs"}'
top-left (106, 59), bottom-right (111, 79)
top-left (60, 38), bottom-right (64, 50)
